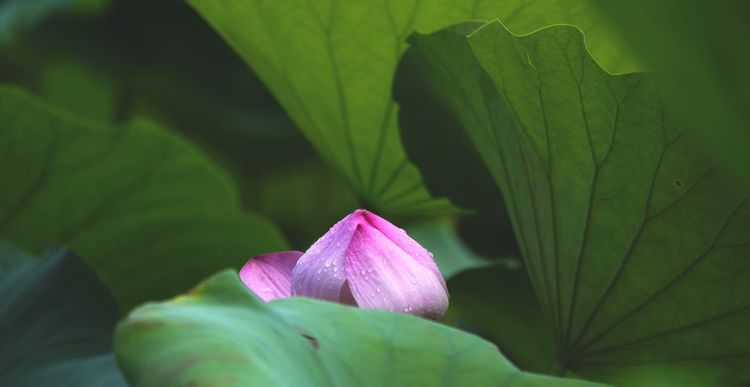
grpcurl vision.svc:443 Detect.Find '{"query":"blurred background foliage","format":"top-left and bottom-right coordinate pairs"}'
top-left (0, 0), bottom-right (356, 249)
top-left (2, 0), bottom-right (749, 385)
top-left (0, 0), bottom-right (520, 255)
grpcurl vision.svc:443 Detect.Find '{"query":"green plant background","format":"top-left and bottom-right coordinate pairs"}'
top-left (1, 1), bottom-right (748, 386)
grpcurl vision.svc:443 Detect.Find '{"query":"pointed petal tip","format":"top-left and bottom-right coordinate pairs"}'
top-left (346, 225), bottom-right (449, 320)
top-left (360, 209), bottom-right (447, 291)
top-left (240, 251), bottom-right (303, 302)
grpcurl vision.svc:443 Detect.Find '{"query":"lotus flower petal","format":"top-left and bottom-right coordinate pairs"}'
top-left (290, 209), bottom-right (449, 319)
top-left (360, 210), bottom-right (446, 290)
top-left (240, 251), bottom-right (303, 301)
top-left (291, 212), bottom-right (360, 301)
top-left (345, 224), bottom-right (449, 320)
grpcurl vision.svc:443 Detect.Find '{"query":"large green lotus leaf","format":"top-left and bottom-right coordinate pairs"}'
top-left (0, 245), bottom-right (125, 386)
top-left (115, 270), bottom-right (600, 386)
top-left (187, 0), bottom-right (635, 216)
top-left (403, 22), bottom-right (750, 384)
top-left (0, 86), bottom-right (287, 310)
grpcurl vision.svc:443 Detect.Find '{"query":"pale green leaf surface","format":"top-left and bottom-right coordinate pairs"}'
top-left (115, 270), bottom-right (601, 386)
top-left (187, 0), bottom-right (636, 216)
top-left (404, 21), bottom-right (750, 384)
top-left (0, 86), bottom-right (287, 310)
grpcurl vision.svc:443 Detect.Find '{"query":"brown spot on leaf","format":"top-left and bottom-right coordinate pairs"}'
top-left (302, 334), bottom-right (319, 350)
top-left (674, 179), bottom-right (684, 188)
top-left (293, 325), bottom-right (320, 350)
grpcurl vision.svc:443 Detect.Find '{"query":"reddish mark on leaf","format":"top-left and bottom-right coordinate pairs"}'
top-left (302, 334), bottom-right (320, 350)
top-left (294, 325), bottom-right (320, 350)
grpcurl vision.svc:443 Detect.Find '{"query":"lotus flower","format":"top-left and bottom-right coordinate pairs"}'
top-left (240, 209), bottom-right (449, 319)
top-left (239, 251), bottom-right (303, 301)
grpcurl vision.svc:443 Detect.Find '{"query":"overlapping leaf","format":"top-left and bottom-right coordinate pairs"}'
top-left (116, 270), bottom-right (600, 386)
top-left (402, 21), bottom-right (750, 384)
top-left (188, 0), bottom-right (635, 216)
top-left (0, 86), bottom-right (287, 310)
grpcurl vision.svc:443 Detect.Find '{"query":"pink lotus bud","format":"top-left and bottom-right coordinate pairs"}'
top-left (292, 209), bottom-right (449, 320)
top-left (239, 251), bottom-right (303, 301)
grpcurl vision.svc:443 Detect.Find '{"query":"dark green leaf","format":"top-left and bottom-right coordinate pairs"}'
top-left (406, 218), bottom-right (498, 279)
top-left (187, 0), bottom-right (635, 216)
top-left (38, 59), bottom-right (117, 121)
top-left (0, 246), bottom-right (125, 386)
top-left (0, 240), bottom-right (31, 278)
top-left (0, 86), bottom-right (287, 310)
top-left (395, 23), bottom-right (519, 258)
top-left (403, 21), bottom-right (750, 384)
top-left (0, 0), bottom-right (74, 43)
top-left (255, 161), bottom-right (359, 248)
top-left (446, 265), bottom-right (555, 374)
top-left (115, 270), bottom-right (600, 386)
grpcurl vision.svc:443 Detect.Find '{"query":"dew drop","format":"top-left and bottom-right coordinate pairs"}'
top-left (360, 269), bottom-right (366, 275)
